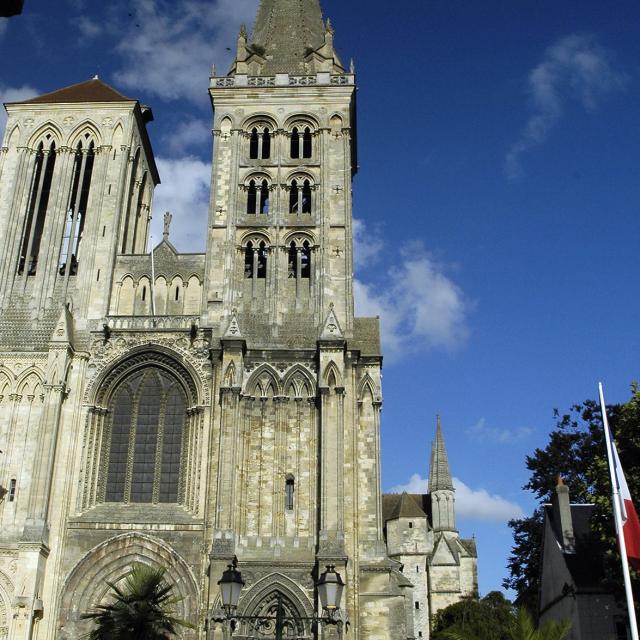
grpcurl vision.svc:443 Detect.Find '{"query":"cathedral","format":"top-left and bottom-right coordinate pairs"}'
top-left (0, 1), bottom-right (477, 638)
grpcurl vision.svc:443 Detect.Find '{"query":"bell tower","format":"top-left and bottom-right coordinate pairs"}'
top-left (206, 2), bottom-right (410, 638)
top-left (205, 0), bottom-right (356, 334)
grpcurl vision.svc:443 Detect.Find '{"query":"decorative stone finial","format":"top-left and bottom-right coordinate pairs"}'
top-left (350, 58), bottom-right (355, 74)
top-left (239, 24), bottom-right (248, 39)
top-left (326, 18), bottom-right (334, 34)
top-left (163, 211), bottom-right (172, 240)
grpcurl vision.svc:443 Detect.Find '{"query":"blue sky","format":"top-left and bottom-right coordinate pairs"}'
top-left (2, 0), bottom-right (639, 596)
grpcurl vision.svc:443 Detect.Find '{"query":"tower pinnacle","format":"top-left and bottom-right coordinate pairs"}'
top-left (429, 416), bottom-right (454, 492)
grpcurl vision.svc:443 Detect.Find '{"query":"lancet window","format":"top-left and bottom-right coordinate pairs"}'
top-left (246, 179), bottom-right (270, 215)
top-left (288, 178), bottom-right (313, 214)
top-left (290, 126), bottom-right (313, 159)
top-left (105, 367), bottom-right (186, 504)
top-left (288, 240), bottom-right (312, 280)
top-left (285, 475), bottom-right (295, 511)
top-left (244, 240), bottom-right (268, 280)
top-left (249, 127), bottom-right (271, 160)
top-left (59, 137), bottom-right (95, 276)
top-left (18, 139), bottom-right (57, 276)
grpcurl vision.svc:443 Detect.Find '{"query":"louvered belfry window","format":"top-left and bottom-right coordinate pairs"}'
top-left (105, 368), bottom-right (186, 504)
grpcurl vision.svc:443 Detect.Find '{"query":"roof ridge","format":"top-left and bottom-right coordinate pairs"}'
top-left (17, 78), bottom-right (133, 106)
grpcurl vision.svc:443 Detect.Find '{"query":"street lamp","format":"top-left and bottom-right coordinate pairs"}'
top-left (210, 560), bottom-right (349, 638)
top-left (316, 566), bottom-right (344, 611)
top-left (218, 561), bottom-right (245, 612)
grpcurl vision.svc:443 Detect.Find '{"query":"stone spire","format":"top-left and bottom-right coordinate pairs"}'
top-left (250, 0), bottom-right (328, 74)
top-left (429, 416), bottom-right (454, 492)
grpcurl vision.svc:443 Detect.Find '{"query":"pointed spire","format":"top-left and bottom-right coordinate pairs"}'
top-left (250, 0), bottom-right (326, 74)
top-left (429, 416), bottom-right (454, 492)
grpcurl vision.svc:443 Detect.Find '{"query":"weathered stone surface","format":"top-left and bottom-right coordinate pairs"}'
top-left (0, 2), bottom-right (477, 639)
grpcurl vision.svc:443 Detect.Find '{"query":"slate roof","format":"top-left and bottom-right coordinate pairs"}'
top-left (17, 78), bottom-right (133, 105)
top-left (382, 493), bottom-right (429, 522)
top-left (251, 0), bottom-right (326, 74)
top-left (351, 317), bottom-right (381, 357)
top-left (543, 503), bottom-right (606, 588)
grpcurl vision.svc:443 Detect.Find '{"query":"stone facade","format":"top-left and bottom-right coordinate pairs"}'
top-left (383, 422), bottom-right (478, 638)
top-left (0, 1), bottom-right (477, 639)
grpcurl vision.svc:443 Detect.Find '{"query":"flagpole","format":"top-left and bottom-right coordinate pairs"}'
top-left (599, 382), bottom-right (639, 640)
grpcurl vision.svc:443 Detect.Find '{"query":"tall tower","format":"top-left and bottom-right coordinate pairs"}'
top-left (205, 2), bottom-right (410, 637)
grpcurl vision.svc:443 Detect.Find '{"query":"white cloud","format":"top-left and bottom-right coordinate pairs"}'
top-left (466, 418), bottom-right (533, 444)
top-left (506, 34), bottom-right (627, 179)
top-left (110, 0), bottom-right (258, 103)
top-left (388, 474), bottom-right (524, 522)
top-left (353, 217), bottom-right (383, 270)
top-left (77, 15), bottom-right (102, 40)
top-left (0, 85), bottom-right (40, 139)
top-left (354, 243), bottom-right (469, 361)
top-left (165, 118), bottom-right (212, 154)
top-left (150, 156), bottom-right (211, 252)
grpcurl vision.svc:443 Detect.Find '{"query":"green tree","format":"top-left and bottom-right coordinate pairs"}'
top-left (504, 384), bottom-right (640, 613)
top-left (431, 591), bottom-right (514, 640)
top-left (433, 595), bottom-right (570, 640)
top-left (81, 563), bottom-right (193, 640)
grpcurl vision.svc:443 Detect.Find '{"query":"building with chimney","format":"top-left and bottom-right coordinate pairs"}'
top-left (0, 1), bottom-right (477, 638)
top-left (539, 479), bottom-right (629, 640)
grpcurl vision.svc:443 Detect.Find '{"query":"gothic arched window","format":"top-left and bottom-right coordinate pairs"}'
top-left (105, 367), bottom-right (186, 504)
top-left (302, 127), bottom-right (312, 159)
top-left (59, 138), bottom-right (95, 276)
top-left (247, 180), bottom-right (257, 214)
top-left (261, 127), bottom-right (271, 159)
top-left (249, 128), bottom-right (259, 159)
top-left (249, 126), bottom-right (271, 160)
top-left (291, 127), bottom-right (300, 159)
top-left (18, 139), bottom-right (57, 276)
top-left (288, 177), bottom-right (313, 215)
top-left (259, 180), bottom-right (270, 214)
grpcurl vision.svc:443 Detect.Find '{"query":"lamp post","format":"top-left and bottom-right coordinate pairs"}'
top-left (210, 560), bottom-right (348, 639)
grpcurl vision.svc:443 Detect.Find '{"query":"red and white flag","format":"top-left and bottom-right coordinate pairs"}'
top-left (611, 438), bottom-right (640, 571)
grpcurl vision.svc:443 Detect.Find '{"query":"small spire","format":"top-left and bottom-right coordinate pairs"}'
top-left (429, 416), bottom-right (454, 492)
top-left (350, 58), bottom-right (355, 74)
top-left (326, 18), bottom-right (334, 34)
top-left (239, 23), bottom-right (248, 39)
top-left (556, 474), bottom-right (565, 487)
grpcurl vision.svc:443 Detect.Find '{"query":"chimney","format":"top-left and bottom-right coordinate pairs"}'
top-left (552, 476), bottom-right (575, 552)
